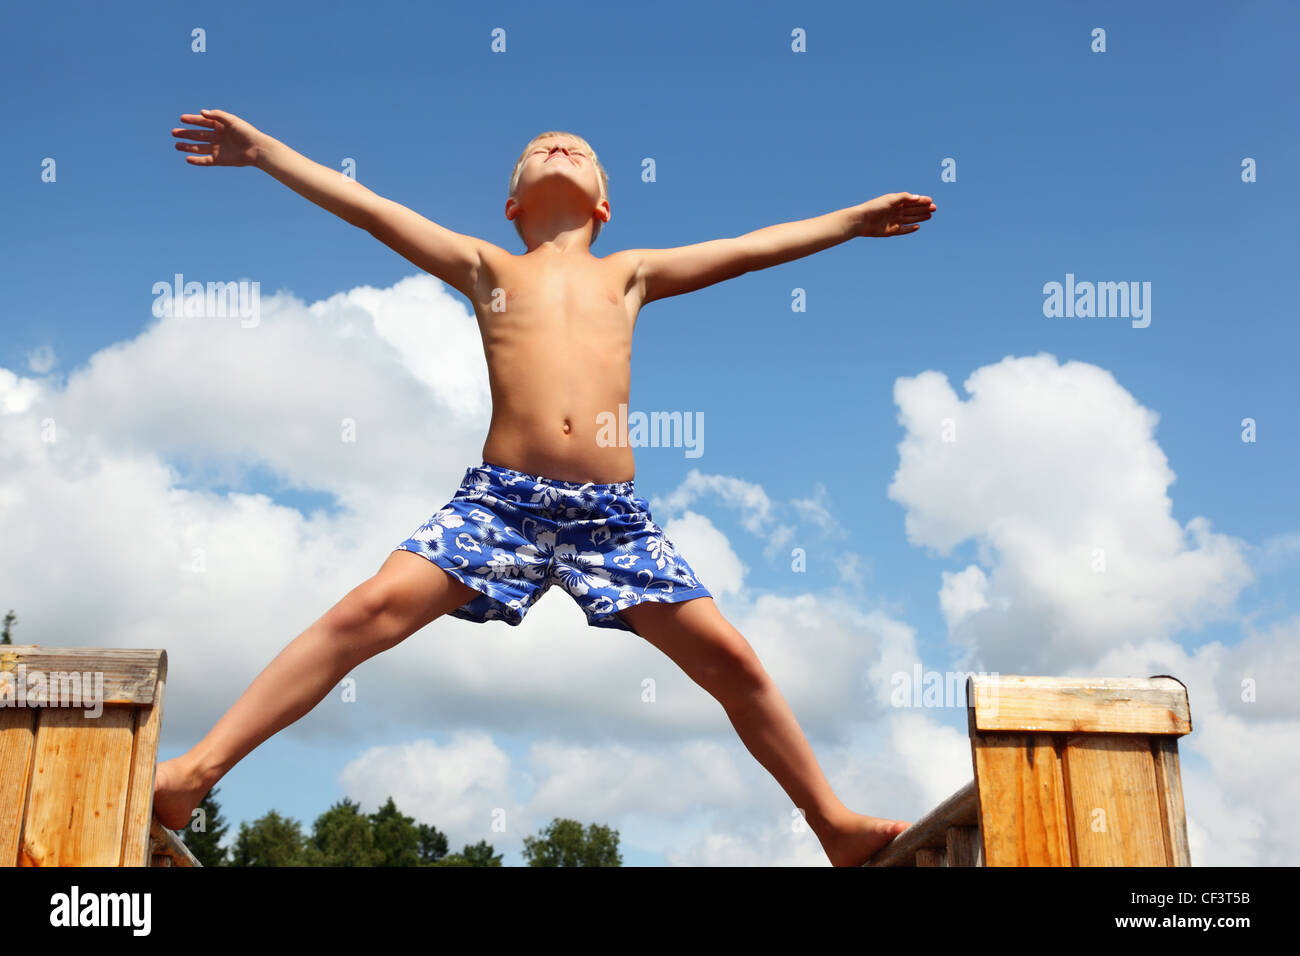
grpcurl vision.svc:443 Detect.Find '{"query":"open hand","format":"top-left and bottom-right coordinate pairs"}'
top-left (856, 192), bottom-right (936, 237)
top-left (172, 109), bottom-right (263, 166)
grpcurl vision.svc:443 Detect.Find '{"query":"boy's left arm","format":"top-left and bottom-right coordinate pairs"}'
top-left (629, 192), bottom-right (936, 305)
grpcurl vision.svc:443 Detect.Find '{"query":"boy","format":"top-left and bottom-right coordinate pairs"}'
top-left (158, 109), bottom-right (936, 866)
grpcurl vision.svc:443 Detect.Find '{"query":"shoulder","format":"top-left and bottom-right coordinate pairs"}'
top-left (469, 239), bottom-right (520, 292)
top-left (599, 248), bottom-right (646, 290)
top-left (473, 238), bottom-right (517, 272)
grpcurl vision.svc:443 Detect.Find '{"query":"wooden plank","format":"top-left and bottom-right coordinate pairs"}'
top-left (945, 825), bottom-right (983, 867)
top-left (20, 706), bottom-right (136, 866)
top-left (149, 816), bottom-right (200, 868)
top-left (1061, 735), bottom-right (1167, 866)
top-left (864, 781), bottom-right (978, 867)
top-left (916, 847), bottom-right (947, 866)
top-left (0, 646), bottom-right (164, 706)
top-left (967, 674), bottom-right (1190, 735)
top-left (1151, 737), bottom-right (1192, 866)
top-left (121, 652), bottom-right (167, 866)
top-left (971, 731), bottom-right (1073, 865)
top-left (0, 709), bottom-right (37, 866)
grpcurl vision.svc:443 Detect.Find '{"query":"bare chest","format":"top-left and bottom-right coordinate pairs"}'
top-left (475, 256), bottom-right (637, 335)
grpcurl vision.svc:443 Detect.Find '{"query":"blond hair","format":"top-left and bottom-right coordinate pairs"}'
top-left (508, 131), bottom-right (610, 246)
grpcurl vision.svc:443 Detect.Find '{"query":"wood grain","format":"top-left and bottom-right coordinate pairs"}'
top-left (1062, 735), bottom-right (1168, 866)
top-left (971, 732), bottom-right (1073, 865)
top-left (967, 674), bottom-right (1191, 735)
top-left (865, 781), bottom-right (978, 867)
top-left (21, 705), bottom-right (136, 865)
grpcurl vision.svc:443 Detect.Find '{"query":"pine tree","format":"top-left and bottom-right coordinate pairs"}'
top-left (305, 797), bottom-right (382, 866)
top-left (369, 796), bottom-right (422, 866)
top-left (229, 810), bottom-right (308, 866)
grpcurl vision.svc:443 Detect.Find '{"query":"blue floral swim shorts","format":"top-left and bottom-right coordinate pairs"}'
top-left (392, 461), bottom-right (712, 632)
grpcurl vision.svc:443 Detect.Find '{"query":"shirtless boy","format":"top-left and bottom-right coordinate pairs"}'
top-left (157, 109), bottom-right (936, 866)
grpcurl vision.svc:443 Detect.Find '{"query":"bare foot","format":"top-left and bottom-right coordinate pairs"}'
top-left (152, 757), bottom-right (211, 831)
top-left (823, 813), bottom-right (911, 867)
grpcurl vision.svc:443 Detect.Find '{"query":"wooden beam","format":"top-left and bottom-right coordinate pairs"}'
top-left (1151, 736), bottom-right (1192, 866)
top-left (122, 653), bottom-right (168, 866)
top-left (21, 706), bottom-right (136, 865)
top-left (864, 781), bottom-right (978, 867)
top-left (149, 817), bottom-right (200, 867)
top-left (971, 731), bottom-right (1073, 865)
top-left (967, 674), bottom-right (1191, 735)
top-left (0, 709), bottom-right (37, 866)
top-left (1063, 735), bottom-right (1168, 865)
top-left (945, 825), bottom-right (983, 867)
top-left (1, 646), bottom-right (165, 706)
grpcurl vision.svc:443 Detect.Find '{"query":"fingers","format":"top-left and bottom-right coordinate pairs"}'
top-left (178, 112), bottom-right (218, 129)
top-left (174, 112), bottom-right (222, 164)
top-left (891, 205), bottom-right (933, 224)
top-left (894, 192), bottom-right (936, 209)
top-left (172, 126), bottom-right (216, 142)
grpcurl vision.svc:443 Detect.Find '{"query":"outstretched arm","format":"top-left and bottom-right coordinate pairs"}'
top-left (172, 109), bottom-right (492, 299)
top-left (629, 193), bottom-right (936, 305)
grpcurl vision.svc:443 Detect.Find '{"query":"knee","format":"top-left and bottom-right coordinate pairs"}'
top-left (702, 644), bottom-right (768, 702)
top-left (323, 577), bottom-right (393, 639)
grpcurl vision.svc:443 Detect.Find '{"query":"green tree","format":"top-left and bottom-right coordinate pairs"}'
top-left (370, 796), bottom-right (422, 866)
top-left (305, 797), bottom-right (382, 866)
top-left (222, 794), bottom-right (503, 866)
top-left (522, 818), bottom-right (621, 866)
top-left (460, 839), bottom-right (504, 867)
top-left (229, 810), bottom-right (308, 866)
top-left (1, 610), bottom-right (15, 644)
top-left (417, 821), bottom-right (450, 863)
top-left (406, 810), bottom-right (499, 866)
top-left (180, 787), bottom-right (231, 866)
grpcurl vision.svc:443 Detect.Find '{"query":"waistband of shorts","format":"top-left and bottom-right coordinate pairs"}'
top-left (474, 460), bottom-right (637, 497)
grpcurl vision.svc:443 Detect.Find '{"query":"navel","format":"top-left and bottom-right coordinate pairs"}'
top-left (562, 418), bottom-right (572, 435)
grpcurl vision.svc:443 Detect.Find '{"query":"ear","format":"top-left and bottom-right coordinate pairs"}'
top-left (504, 196), bottom-right (519, 221)
top-left (595, 199), bottom-right (610, 223)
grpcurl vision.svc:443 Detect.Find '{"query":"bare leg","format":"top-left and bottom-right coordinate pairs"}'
top-left (618, 597), bottom-right (909, 866)
top-left (153, 551), bottom-right (475, 830)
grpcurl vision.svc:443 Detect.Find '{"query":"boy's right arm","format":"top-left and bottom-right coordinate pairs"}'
top-left (175, 109), bottom-right (494, 300)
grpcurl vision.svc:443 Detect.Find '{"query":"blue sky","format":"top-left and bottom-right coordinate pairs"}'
top-left (2, 0), bottom-right (1297, 866)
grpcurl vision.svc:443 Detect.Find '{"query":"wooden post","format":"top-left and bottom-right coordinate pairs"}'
top-left (866, 673), bottom-right (1192, 867)
top-left (0, 645), bottom-right (199, 867)
top-left (968, 674), bottom-right (1191, 866)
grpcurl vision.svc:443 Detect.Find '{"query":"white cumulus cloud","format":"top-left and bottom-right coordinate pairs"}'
top-left (887, 353), bottom-right (1253, 671)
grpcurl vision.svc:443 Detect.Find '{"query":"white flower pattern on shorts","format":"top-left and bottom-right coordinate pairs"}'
top-left (393, 461), bottom-right (711, 631)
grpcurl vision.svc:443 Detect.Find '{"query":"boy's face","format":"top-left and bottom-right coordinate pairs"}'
top-left (507, 135), bottom-right (608, 232)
